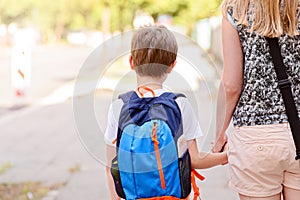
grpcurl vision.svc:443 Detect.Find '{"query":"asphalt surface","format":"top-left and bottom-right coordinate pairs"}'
top-left (0, 40), bottom-right (239, 200)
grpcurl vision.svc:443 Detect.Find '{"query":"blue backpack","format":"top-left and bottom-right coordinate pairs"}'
top-left (111, 90), bottom-right (203, 200)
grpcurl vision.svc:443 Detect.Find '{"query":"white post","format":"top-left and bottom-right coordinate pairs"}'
top-left (11, 28), bottom-right (36, 105)
top-left (11, 46), bottom-right (31, 104)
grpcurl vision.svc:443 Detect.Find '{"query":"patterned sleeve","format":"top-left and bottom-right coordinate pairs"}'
top-left (227, 7), bottom-right (237, 29)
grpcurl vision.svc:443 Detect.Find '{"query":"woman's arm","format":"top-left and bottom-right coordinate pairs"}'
top-left (212, 17), bottom-right (244, 152)
top-left (188, 139), bottom-right (227, 169)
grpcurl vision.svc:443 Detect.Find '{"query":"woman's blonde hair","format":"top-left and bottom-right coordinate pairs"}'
top-left (222, 0), bottom-right (299, 37)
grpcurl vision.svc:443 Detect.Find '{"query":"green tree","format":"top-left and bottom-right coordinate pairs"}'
top-left (122, 0), bottom-right (221, 35)
top-left (0, 0), bottom-right (33, 24)
top-left (140, 0), bottom-right (189, 20)
top-left (0, 0), bottom-right (34, 44)
top-left (0, 0), bottom-right (223, 42)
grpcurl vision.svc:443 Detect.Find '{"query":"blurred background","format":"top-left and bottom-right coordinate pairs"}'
top-left (0, 0), bottom-right (239, 199)
top-left (0, 0), bottom-right (224, 103)
top-left (0, 0), bottom-right (223, 41)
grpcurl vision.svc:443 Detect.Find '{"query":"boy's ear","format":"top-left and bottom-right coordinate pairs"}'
top-left (129, 55), bottom-right (135, 70)
top-left (167, 60), bottom-right (176, 73)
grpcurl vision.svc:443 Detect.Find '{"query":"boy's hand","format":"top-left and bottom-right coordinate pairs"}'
top-left (210, 141), bottom-right (228, 165)
top-left (221, 151), bottom-right (228, 165)
top-left (220, 143), bottom-right (228, 165)
top-left (211, 140), bottom-right (228, 165)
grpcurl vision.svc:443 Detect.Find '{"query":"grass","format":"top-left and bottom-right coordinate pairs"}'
top-left (0, 163), bottom-right (80, 199)
top-left (0, 182), bottom-right (65, 200)
top-left (0, 162), bottom-right (12, 174)
top-left (68, 164), bottom-right (81, 173)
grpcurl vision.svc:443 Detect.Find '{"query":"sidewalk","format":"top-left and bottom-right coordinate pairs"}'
top-left (0, 44), bottom-right (93, 107)
top-left (0, 35), bottom-right (238, 199)
top-left (0, 90), bottom-right (238, 200)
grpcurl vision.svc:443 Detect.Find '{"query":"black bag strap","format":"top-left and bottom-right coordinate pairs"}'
top-left (266, 37), bottom-right (300, 160)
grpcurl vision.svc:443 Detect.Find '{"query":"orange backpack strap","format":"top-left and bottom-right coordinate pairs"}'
top-left (191, 169), bottom-right (205, 200)
top-left (137, 86), bottom-right (155, 98)
top-left (139, 196), bottom-right (189, 200)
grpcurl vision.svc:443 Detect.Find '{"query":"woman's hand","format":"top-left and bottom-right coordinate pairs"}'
top-left (221, 143), bottom-right (228, 165)
top-left (211, 134), bottom-right (228, 153)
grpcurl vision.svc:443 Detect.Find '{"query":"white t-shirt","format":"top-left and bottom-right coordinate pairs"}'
top-left (104, 89), bottom-right (202, 148)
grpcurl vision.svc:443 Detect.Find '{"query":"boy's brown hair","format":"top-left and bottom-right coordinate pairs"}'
top-left (131, 25), bottom-right (178, 77)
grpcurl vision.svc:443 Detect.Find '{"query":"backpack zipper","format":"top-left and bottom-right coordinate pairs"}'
top-left (151, 121), bottom-right (166, 189)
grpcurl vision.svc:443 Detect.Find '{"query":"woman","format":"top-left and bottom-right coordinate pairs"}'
top-left (213, 0), bottom-right (300, 200)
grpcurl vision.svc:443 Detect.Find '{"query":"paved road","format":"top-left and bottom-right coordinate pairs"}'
top-left (0, 38), bottom-right (239, 199)
top-left (0, 45), bottom-right (93, 107)
top-left (0, 91), bottom-right (238, 200)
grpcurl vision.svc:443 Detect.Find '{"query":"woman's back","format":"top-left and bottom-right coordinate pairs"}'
top-left (224, 0), bottom-right (300, 126)
top-left (215, 1), bottom-right (300, 199)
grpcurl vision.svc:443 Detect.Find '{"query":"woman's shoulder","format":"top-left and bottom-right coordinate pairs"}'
top-left (226, 7), bottom-right (238, 29)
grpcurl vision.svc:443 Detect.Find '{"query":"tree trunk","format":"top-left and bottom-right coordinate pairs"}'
top-left (102, 3), bottom-right (110, 39)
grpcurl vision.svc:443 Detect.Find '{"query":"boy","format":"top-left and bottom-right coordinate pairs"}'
top-left (105, 25), bottom-right (227, 200)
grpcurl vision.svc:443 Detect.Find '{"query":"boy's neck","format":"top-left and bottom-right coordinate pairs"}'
top-left (136, 75), bottom-right (166, 90)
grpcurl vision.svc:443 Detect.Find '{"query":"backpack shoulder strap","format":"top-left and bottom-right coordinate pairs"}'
top-left (174, 93), bottom-right (186, 99)
top-left (118, 91), bottom-right (138, 103)
top-left (160, 92), bottom-right (186, 100)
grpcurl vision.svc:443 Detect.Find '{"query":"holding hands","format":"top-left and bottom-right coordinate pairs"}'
top-left (211, 133), bottom-right (228, 165)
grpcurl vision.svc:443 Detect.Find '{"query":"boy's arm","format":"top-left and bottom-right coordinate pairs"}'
top-left (105, 144), bottom-right (120, 200)
top-left (187, 139), bottom-right (227, 169)
top-left (104, 100), bottom-right (124, 199)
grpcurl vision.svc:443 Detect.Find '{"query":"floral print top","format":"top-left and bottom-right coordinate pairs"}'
top-left (227, 9), bottom-right (300, 127)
